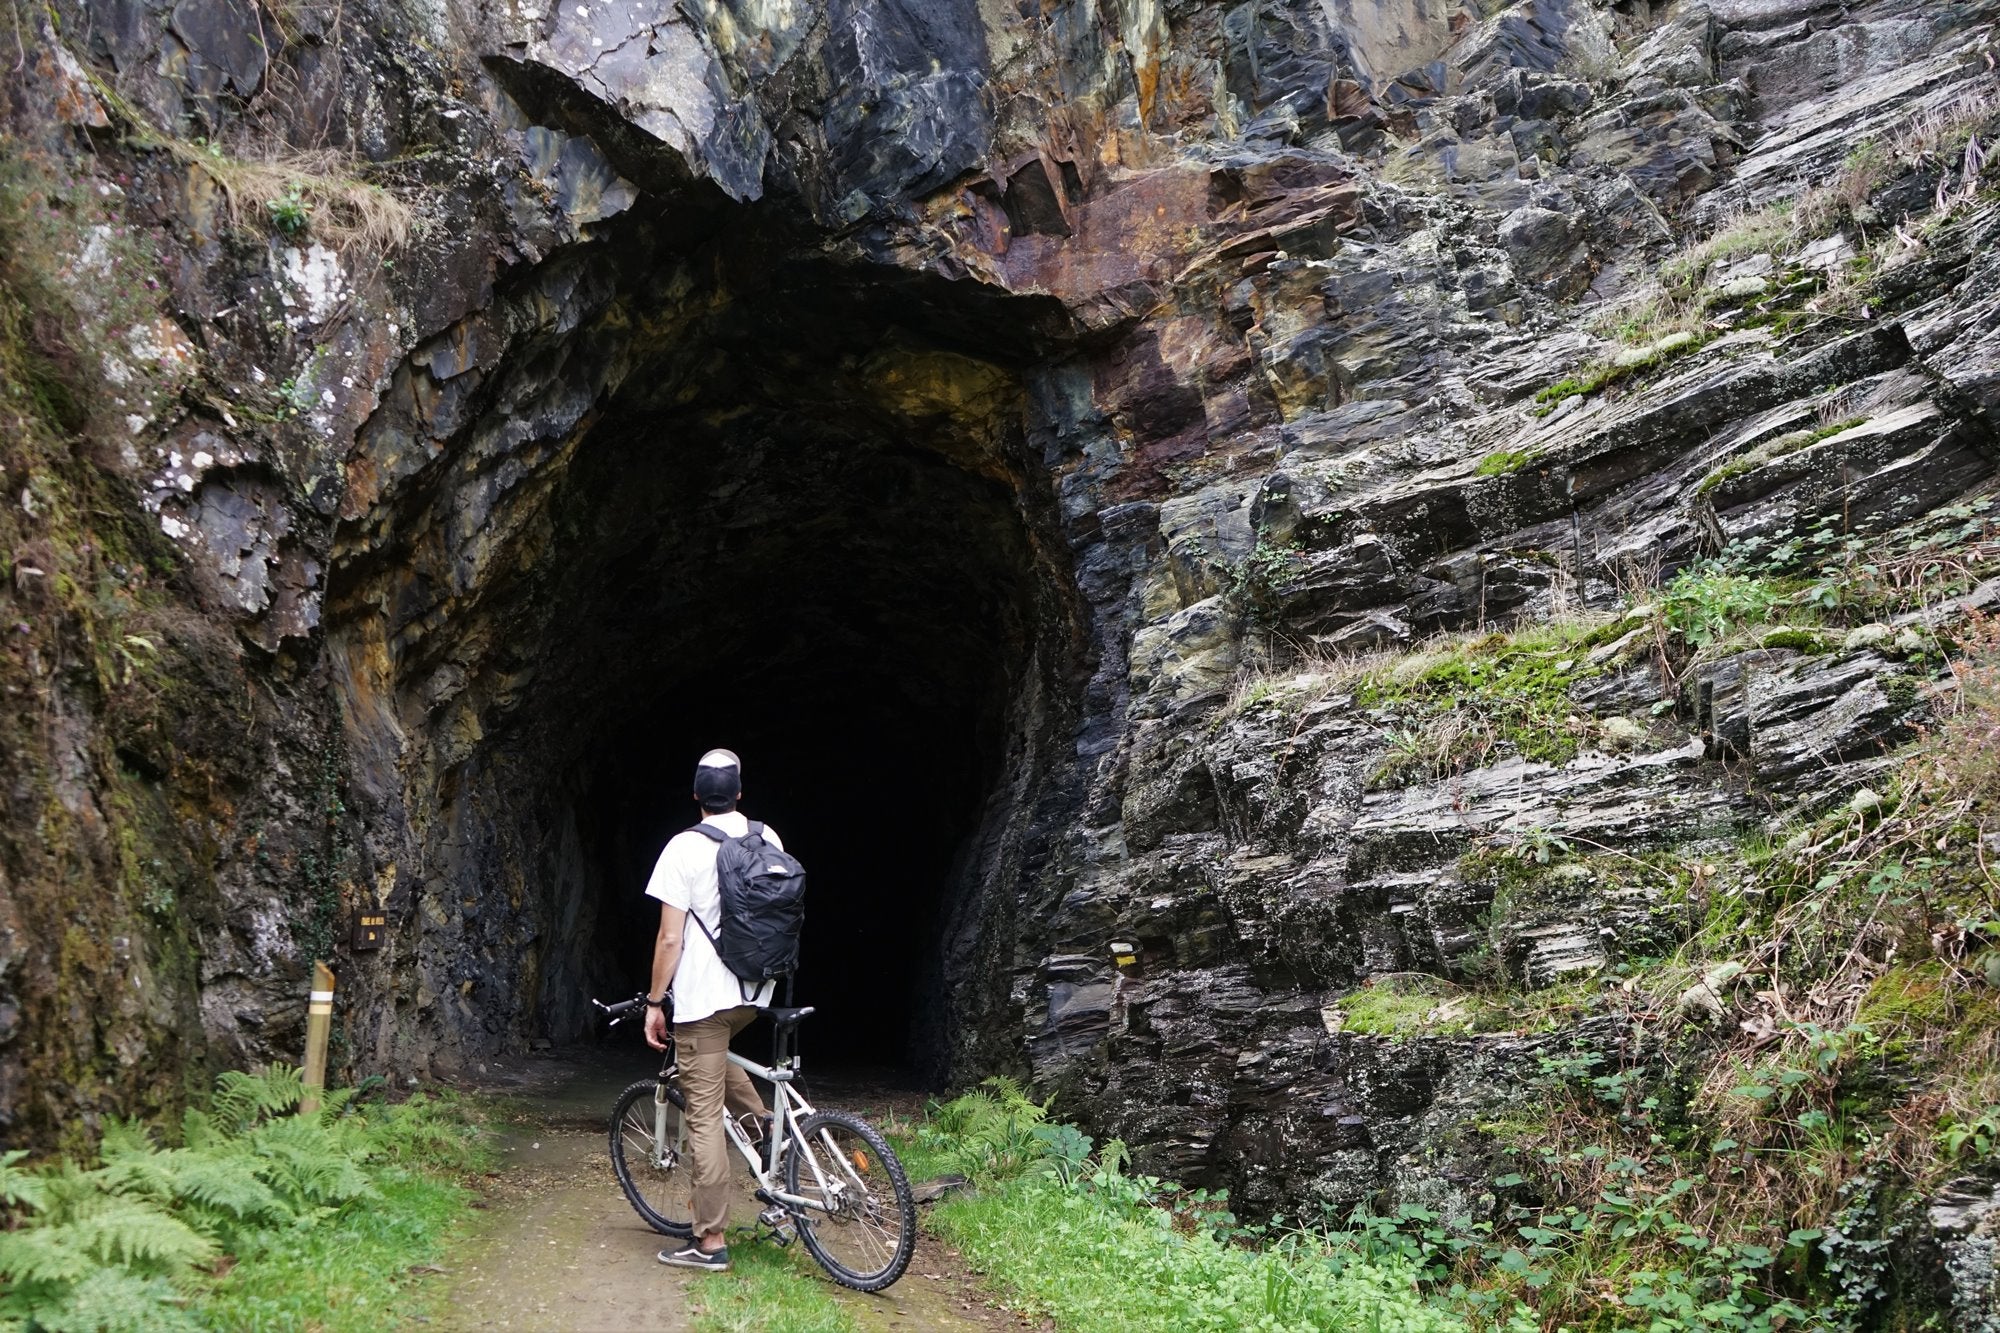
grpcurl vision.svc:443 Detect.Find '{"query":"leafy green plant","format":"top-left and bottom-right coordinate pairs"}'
top-left (273, 375), bottom-right (315, 419)
top-left (1940, 1106), bottom-right (2000, 1159)
top-left (1662, 565), bottom-right (1785, 646)
top-left (1031, 1122), bottom-right (1096, 1186)
top-left (1232, 537), bottom-right (1307, 620)
top-left (266, 184), bottom-right (310, 236)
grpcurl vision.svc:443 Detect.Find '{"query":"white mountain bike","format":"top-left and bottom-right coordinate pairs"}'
top-left (593, 995), bottom-right (916, 1291)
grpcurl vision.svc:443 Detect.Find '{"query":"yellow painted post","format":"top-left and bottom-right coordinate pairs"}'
top-left (301, 961), bottom-right (335, 1115)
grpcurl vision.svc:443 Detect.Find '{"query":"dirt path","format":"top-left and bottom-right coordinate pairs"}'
top-left (428, 1049), bottom-right (1035, 1332)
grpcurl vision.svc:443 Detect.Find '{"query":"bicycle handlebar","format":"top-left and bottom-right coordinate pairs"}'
top-left (592, 994), bottom-right (651, 1025)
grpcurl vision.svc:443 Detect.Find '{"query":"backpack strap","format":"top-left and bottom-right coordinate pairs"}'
top-left (687, 909), bottom-right (721, 947)
top-left (682, 822), bottom-right (761, 1003)
top-left (683, 823), bottom-right (726, 947)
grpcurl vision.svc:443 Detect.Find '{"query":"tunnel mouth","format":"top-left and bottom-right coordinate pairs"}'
top-left (419, 232), bottom-right (1084, 1084)
top-left (558, 416), bottom-right (1049, 1078)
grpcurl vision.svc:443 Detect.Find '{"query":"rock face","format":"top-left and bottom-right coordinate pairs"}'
top-left (4, 0), bottom-right (2000, 1299)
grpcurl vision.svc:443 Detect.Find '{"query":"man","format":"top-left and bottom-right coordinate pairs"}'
top-left (641, 748), bottom-right (779, 1273)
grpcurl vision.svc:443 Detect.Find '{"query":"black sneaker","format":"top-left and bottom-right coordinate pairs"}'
top-left (657, 1242), bottom-right (730, 1272)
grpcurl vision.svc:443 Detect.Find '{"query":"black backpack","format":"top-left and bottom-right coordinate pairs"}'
top-left (687, 822), bottom-right (807, 1000)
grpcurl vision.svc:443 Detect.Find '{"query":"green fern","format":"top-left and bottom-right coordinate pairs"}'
top-left (361, 1092), bottom-right (483, 1172)
top-left (61, 1195), bottom-right (216, 1272)
top-left (94, 1121), bottom-right (154, 1163)
top-left (33, 1163), bottom-right (113, 1226)
top-left (29, 1269), bottom-right (199, 1333)
top-left (246, 1117), bottom-right (375, 1211)
top-left (0, 1065), bottom-right (486, 1330)
top-left (0, 1170), bottom-right (214, 1282)
top-left (0, 1225), bottom-right (96, 1288)
top-left (920, 1078), bottom-right (1058, 1179)
top-left (209, 1065), bottom-right (305, 1134)
top-left (164, 1153), bottom-right (285, 1222)
top-left (97, 1145), bottom-right (286, 1229)
top-left (0, 1151), bottom-right (48, 1214)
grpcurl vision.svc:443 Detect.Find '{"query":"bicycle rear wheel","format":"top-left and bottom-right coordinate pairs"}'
top-left (785, 1109), bottom-right (915, 1291)
top-left (609, 1078), bottom-right (695, 1238)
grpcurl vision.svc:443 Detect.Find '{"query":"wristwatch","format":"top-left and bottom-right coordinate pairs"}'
top-left (644, 993), bottom-right (667, 1008)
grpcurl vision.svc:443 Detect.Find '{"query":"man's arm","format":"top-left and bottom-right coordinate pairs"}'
top-left (643, 902), bottom-right (686, 1050)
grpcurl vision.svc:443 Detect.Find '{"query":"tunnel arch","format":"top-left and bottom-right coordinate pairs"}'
top-left (325, 208), bottom-right (1089, 1085)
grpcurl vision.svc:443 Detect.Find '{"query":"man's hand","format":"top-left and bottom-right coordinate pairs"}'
top-left (644, 1003), bottom-right (669, 1051)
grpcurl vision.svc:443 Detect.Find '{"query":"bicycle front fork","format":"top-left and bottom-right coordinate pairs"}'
top-left (653, 1082), bottom-right (680, 1169)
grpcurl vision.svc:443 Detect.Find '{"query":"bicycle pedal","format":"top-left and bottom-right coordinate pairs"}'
top-left (758, 1206), bottom-right (796, 1243)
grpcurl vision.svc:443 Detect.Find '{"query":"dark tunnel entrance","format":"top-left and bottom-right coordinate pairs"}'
top-left (562, 438), bottom-right (1038, 1077)
top-left (576, 658), bottom-right (1004, 1075)
top-left (501, 253), bottom-right (1082, 1083)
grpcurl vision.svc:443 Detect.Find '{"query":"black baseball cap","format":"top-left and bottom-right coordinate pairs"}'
top-left (693, 749), bottom-right (742, 808)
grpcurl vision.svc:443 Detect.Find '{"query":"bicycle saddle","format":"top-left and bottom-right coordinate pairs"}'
top-left (764, 1006), bottom-right (816, 1029)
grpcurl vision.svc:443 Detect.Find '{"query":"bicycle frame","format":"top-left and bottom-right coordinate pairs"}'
top-left (646, 1043), bottom-right (861, 1218)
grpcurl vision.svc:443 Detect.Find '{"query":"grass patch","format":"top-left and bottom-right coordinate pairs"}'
top-left (1325, 971), bottom-right (1608, 1041)
top-left (199, 1164), bottom-right (469, 1331)
top-left (1657, 207), bottom-right (1795, 296)
top-left (1530, 331), bottom-right (1706, 415)
top-left (1693, 415), bottom-right (1868, 498)
top-left (688, 1243), bottom-right (857, 1333)
top-left (931, 1174), bottom-right (1475, 1333)
top-left (80, 71), bottom-right (413, 253)
top-left (1473, 448), bottom-right (1537, 477)
top-left (905, 1083), bottom-right (1499, 1332)
top-left (1331, 976), bottom-right (1479, 1038)
top-left (1790, 141), bottom-right (1893, 240)
top-left (1358, 620), bottom-right (1610, 779)
top-left (173, 144), bottom-right (414, 253)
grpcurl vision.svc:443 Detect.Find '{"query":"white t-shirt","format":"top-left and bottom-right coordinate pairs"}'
top-left (644, 813), bottom-right (781, 1024)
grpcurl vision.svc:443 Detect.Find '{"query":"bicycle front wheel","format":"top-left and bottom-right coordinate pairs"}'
top-left (785, 1109), bottom-right (916, 1291)
top-left (609, 1078), bottom-right (695, 1238)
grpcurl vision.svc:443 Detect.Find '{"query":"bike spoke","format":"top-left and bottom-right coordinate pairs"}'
top-left (792, 1119), bottom-right (908, 1281)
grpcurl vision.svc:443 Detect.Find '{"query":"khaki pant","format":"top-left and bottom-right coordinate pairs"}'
top-left (675, 1004), bottom-right (766, 1239)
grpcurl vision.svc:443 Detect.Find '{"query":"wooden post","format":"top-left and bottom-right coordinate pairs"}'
top-left (301, 961), bottom-right (335, 1114)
